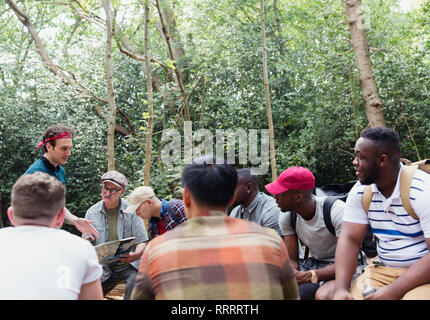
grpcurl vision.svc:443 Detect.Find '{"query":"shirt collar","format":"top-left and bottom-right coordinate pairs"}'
top-left (370, 163), bottom-right (403, 200)
top-left (101, 198), bottom-right (127, 214)
top-left (40, 155), bottom-right (60, 173)
top-left (208, 210), bottom-right (227, 217)
top-left (160, 199), bottom-right (168, 218)
top-left (240, 192), bottom-right (261, 214)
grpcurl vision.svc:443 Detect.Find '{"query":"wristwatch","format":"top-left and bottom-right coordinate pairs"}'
top-left (310, 270), bottom-right (318, 284)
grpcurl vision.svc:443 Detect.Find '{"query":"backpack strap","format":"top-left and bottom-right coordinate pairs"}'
top-left (322, 196), bottom-right (337, 237)
top-left (361, 185), bottom-right (373, 213)
top-left (290, 211), bottom-right (309, 260)
top-left (399, 164), bottom-right (419, 220)
top-left (361, 165), bottom-right (420, 220)
top-left (290, 210), bottom-right (297, 232)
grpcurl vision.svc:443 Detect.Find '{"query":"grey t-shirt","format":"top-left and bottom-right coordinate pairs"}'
top-left (278, 195), bottom-right (345, 262)
top-left (230, 192), bottom-right (282, 236)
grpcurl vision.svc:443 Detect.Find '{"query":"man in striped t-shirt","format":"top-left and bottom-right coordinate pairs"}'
top-left (334, 127), bottom-right (430, 300)
top-left (131, 155), bottom-right (299, 300)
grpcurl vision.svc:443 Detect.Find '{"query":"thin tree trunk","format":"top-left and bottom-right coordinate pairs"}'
top-left (103, 0), bottom-right (116, 170)
top-left (154, 0), bottom-right (190, 122)
top-left (342, 0), bottom-right (385, 128)
top-left (143, 1), bottom-right (154, 186)
top-left (260, 0), bottom-right (277, 180)
top-left (272, 0), bottom-right (284, 55)
top-left (6, 0), bottom-right (133, 137)
top-left (156, 0), bottom-right (188, 83)
top-left (200, 75), bottom-right (206, 129)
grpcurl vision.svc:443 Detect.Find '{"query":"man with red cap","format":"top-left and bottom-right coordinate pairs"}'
top-left (265, 166), bottom-right (346, 300)
top-left (25, 124), bottom-right (99, 240)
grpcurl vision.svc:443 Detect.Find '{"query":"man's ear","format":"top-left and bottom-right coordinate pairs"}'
top-left (7, 207), bottom-right (16, 226)
top-left (245, 182), bottom-right (254, 192)
top-left (54, 208), bottom-right (66, 229)
top-left (45, 141), bottom-right (54, 153)
top-left (294, 191), bottom-right (303, 203)
top-left (182, 187), bottom-right (192, 208)
top-left (378, 154), bottom-right (389, 168)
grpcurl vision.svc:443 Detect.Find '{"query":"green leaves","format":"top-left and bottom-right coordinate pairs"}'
top-left (1, 0), bottom-right (429, 230)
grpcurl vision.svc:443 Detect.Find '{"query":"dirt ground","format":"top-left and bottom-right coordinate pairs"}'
top-left (104, 282), bottom-right (126, 300)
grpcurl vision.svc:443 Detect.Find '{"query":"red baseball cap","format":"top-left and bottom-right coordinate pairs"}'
top-left (265, 166), bottom-right (315, 195)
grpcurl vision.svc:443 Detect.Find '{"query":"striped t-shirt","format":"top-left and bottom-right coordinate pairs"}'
top-left (131, 211), bottom-right (299, 300)
top-left (343, 165), bottom-right (430, 268)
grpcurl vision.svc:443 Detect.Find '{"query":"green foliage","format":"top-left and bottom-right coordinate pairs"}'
top-left (1, 0), bottom-right (429, 230)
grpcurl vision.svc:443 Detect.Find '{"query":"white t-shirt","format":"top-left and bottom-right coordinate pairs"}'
top-left (0, 226), bottom-right (102, 299)
top-left (343, 166), bottom-right (430, 268)
top-left (278, 195), bottom-right (345, 261)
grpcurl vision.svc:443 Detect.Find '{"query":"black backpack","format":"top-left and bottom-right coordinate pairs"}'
top-left (291, 182), bottom-right (377, 260)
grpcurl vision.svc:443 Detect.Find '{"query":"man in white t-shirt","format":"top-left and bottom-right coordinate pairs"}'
top-left (0, 172), bottom-right (103, 300)
top-left (265, 166), bottom-right (345, 300)
top-left (334, 127), bottom-right (430, 300)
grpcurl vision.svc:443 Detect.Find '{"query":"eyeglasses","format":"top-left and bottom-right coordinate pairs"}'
top-left (101, 185), bottom-right (122, 195)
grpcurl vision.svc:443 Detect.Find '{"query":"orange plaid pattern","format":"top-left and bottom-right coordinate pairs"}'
top-left (132, 211), bottom-right (299, 300)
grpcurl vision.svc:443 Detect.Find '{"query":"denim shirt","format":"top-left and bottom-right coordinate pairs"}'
top-left (85, 199), bottom-right (149, 278)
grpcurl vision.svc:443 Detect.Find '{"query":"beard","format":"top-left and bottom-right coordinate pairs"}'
top-left (359, 166), bottom-right (380, 185)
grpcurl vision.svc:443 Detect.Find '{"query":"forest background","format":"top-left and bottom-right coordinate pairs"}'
top-left (0, 0), bottom-right (429, 234)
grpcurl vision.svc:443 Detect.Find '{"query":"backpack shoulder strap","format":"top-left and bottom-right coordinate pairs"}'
top-left (289, 211), bottom-right (309, 259)
top-left (290, 210), bottom-right (297, 233)
top-left (400, 164), bottom-right (419, 220)
top-left (361, 185), bottom-right (373, 213)
top-left (412, 159), bottom-right (430, 173)
top-left (322, 196), bottom-right (337, 237)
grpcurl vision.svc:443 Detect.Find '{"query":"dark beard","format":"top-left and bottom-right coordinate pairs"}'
top-left (360, 167), bottom-right (379, 185)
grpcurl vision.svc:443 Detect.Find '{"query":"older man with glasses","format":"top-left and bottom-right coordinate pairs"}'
top-left (84, 171), bottom-right (149, 300)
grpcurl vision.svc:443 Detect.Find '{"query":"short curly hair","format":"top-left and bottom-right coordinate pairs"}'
top-left (42, 125), bottom-right (74, 153)
top-left (360, 127), bottom-right (401, 161)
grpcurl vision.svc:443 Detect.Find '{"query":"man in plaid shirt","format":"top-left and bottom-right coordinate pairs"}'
top-left (124, 186), bottom-right (186, 239)
top-left (131, 155), bottom-right (299, 300)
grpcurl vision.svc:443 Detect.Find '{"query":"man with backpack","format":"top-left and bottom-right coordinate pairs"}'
top-left (334, 127), bottom-right (430, 300)
top-left (265, 166), bottom-right (357, 300)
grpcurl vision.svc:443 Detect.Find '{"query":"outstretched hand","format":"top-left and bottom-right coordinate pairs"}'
top-left (76, 218), bottom-right (99, 240)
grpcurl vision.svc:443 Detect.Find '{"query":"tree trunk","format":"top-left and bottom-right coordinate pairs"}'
top-left (155, 0), bottom-right (190, 122)
top-left (6, 0), bottom-right (133, 137)
top-left (143, 1), bottom-right (154, 186)
top-left (157, 0), bottom-right (188, 84)
top-left (342, 0), bottom-right (385, 128)
top-left (260, 0), bottom-right (277, 180)
top-left (272, 0), bottom-right (284, 55)
top-left (103, 0), bottom-right (116, 170)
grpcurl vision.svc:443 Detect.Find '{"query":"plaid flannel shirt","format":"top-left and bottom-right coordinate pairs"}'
top-left (148, 199), bottom-right (186, 239)
top-left (132, 211), bottom-right (299, 300)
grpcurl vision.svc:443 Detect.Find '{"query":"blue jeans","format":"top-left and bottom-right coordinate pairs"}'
top-left (102, 265), bottom-right (137, 300)
top-left (298, 257), bottom-right (333, 300)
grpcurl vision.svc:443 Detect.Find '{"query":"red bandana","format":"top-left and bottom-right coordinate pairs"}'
top-left (36, 132), bottom-right (73, 149)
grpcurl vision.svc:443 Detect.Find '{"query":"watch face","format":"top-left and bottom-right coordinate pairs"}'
top-left (311, 271), bottom-right (318, 283)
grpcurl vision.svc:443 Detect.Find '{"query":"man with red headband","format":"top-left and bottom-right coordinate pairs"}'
top-left (25, 124), bottom-right (99, 240)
